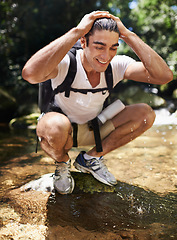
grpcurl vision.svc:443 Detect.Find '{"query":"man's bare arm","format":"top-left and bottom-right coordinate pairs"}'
top-left (111, 15), bottom-right (173, 84)
top-left (22, 11), bottom-right (112, 84)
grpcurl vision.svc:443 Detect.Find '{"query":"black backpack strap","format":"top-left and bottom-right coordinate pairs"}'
top-left (105, 63), bottom-right (113, 94)
top-left (53, 48), bottom-right (77, 98)
top-left (53, 51), bottom-right (113, 99)
top-left (72, 123), bottom-right (78, 147)
top-left (69, 87), bottom-right (109, 94)
top-left (91, 64), bottom-right (113, 152)
top-left (91, 117), bottom-right (103, 152)
top-left (103, 63), bottom-right (113, 108)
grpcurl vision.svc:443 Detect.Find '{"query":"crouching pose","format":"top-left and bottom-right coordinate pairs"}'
top-left (22, 11), bottom-right (173, 194)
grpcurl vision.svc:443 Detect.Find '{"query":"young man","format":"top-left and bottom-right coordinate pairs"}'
top-left (22, 11), bottom-right (173, 194)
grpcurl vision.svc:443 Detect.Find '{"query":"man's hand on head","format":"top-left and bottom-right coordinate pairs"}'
top-left (77, 11), bottom-right (131, 40)
top-left (77, 11), bottom-right (112, 37)
top-left (109, 15), bottom-right (132, 40)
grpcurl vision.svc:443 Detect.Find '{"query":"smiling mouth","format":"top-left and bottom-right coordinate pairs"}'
top-left (96, 59), bottom-right (109, 65)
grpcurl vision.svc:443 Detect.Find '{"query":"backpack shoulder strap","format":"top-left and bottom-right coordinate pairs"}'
top-left (105, 63), bottom-right (113, 94)
top-left (103, 63), bottom-right (113, 108)
top-left (53, 48), bottom-right (113, 98)
top-left (53, 48), bottom-right (77, 97)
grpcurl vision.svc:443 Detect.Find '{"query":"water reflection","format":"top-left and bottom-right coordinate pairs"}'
top-left (47, 183), bottom-right (177, 239)
top-left (47, 187), bottom-right (177, 230)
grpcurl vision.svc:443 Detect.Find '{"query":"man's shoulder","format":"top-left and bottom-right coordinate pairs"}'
top-left (111, 55), bottom-right (136, 67)
top-left (112, 54), bottom-right (135, 62)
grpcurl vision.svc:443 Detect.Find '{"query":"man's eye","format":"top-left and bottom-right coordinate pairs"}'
top-left (96, 47), bottom-right (104, 50)
top-left (110, 47), bottom-right (118, 51)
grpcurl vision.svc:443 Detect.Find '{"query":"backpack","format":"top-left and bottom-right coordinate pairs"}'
top-left (38, 40), bottom-right (114, 152)
top-left (38, 40), bottom-right (113, 113)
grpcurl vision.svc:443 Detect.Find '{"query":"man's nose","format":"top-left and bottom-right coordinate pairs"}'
top-left (100, 50), bottom-right (110, 61)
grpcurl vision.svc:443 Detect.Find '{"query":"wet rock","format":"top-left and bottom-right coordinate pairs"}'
top-left (5, 173), bottom-right (168, 240)
top-left (20, 172), bottom-right (116, 194)
top-left (21, 173), bottom-right (54, 193)
top-left (4, 169), bottom-right (177, 239)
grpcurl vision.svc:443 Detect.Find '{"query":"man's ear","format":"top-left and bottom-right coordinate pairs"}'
top-left (80, 37), bottom-right (87, 49)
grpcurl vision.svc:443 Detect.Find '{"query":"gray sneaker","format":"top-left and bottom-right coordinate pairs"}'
top-left (53, 159), bottom-right (75, 194)
top-left (73, 151), bottom-right (117, 186)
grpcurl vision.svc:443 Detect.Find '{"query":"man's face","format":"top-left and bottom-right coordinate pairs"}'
top-left (81, 30), bottom-right (119, 73)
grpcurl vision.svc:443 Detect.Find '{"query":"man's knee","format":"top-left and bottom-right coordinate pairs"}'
top-left (138, 103), bottom-right (156, 130)
top-left (37, 112), bottom-right (72, 142)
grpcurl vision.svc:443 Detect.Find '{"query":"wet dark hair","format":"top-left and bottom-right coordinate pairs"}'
top-left (85, 18), bottom-right (119, 45)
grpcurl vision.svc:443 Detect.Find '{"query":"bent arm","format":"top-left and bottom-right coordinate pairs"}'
top-left (22, 11), bottom-right (113, 84)
top-left (123, 32), bottom-right (173, 84)
top-left (22, 27), bottom-right (82, 84)
top-left (111, 15), bottom-right (173, 84)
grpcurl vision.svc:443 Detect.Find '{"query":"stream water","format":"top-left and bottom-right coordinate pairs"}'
top-left (0, 109), bottom-right (177, 239)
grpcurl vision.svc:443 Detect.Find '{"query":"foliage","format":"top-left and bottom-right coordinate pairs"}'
top-left (0, 0), bottom-right (176, 102)
top-left (130, 0), bottom-right (177, 79)
top-left (0, 1), bottom-right (21, 90)
top-left (0, 0), bottom-right (111, 97)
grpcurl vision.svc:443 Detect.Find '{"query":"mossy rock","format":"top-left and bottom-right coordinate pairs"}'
top-left (72, 172), bottom-right (116, 193)
top-left (172, 89), bottom-right (177, 99)
top-left (21, 172), bottom-right (116, 194)
top-left (9, 113), bottom-right (40, 129)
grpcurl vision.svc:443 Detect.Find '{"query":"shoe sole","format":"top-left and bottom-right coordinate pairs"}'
top-left (73, 162), bottom-right (116, 186)
top-left (54, 176), bottom-right (75, 194)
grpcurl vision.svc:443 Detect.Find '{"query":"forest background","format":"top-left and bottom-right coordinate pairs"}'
top-left (0, 0), bottom-right (177, 122)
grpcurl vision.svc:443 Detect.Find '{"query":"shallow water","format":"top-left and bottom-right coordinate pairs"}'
top-left (0, 113), bottom-right (177, 239)
top-left (47, 184), bottom-right (177, 235)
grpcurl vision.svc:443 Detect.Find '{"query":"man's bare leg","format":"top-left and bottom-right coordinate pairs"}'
top-left (74, 103), bottom-right (155, 186)
top-left (87, 103), bottom-right (156, 157)
top-left (36, 112), bottom-right (74, 194)
top-left (36, 112), bottom-right (73, 162)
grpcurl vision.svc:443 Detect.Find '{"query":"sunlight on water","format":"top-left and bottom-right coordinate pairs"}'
top-left (154, 108), bottom-right (177, 125)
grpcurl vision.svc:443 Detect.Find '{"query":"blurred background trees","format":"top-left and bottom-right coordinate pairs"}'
top-left (0, 0), bottom-right (177, 121)
top-left (130, 0), bottom-right (177, 97)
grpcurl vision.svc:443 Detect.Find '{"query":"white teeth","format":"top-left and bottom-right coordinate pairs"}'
top-left (97, 59), bottom-right (108, 64)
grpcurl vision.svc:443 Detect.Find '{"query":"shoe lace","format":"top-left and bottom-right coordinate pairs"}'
top-left (55, 161), bottom-right (71, 177)
top-left (90, 157), bottom-right (109, 174)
